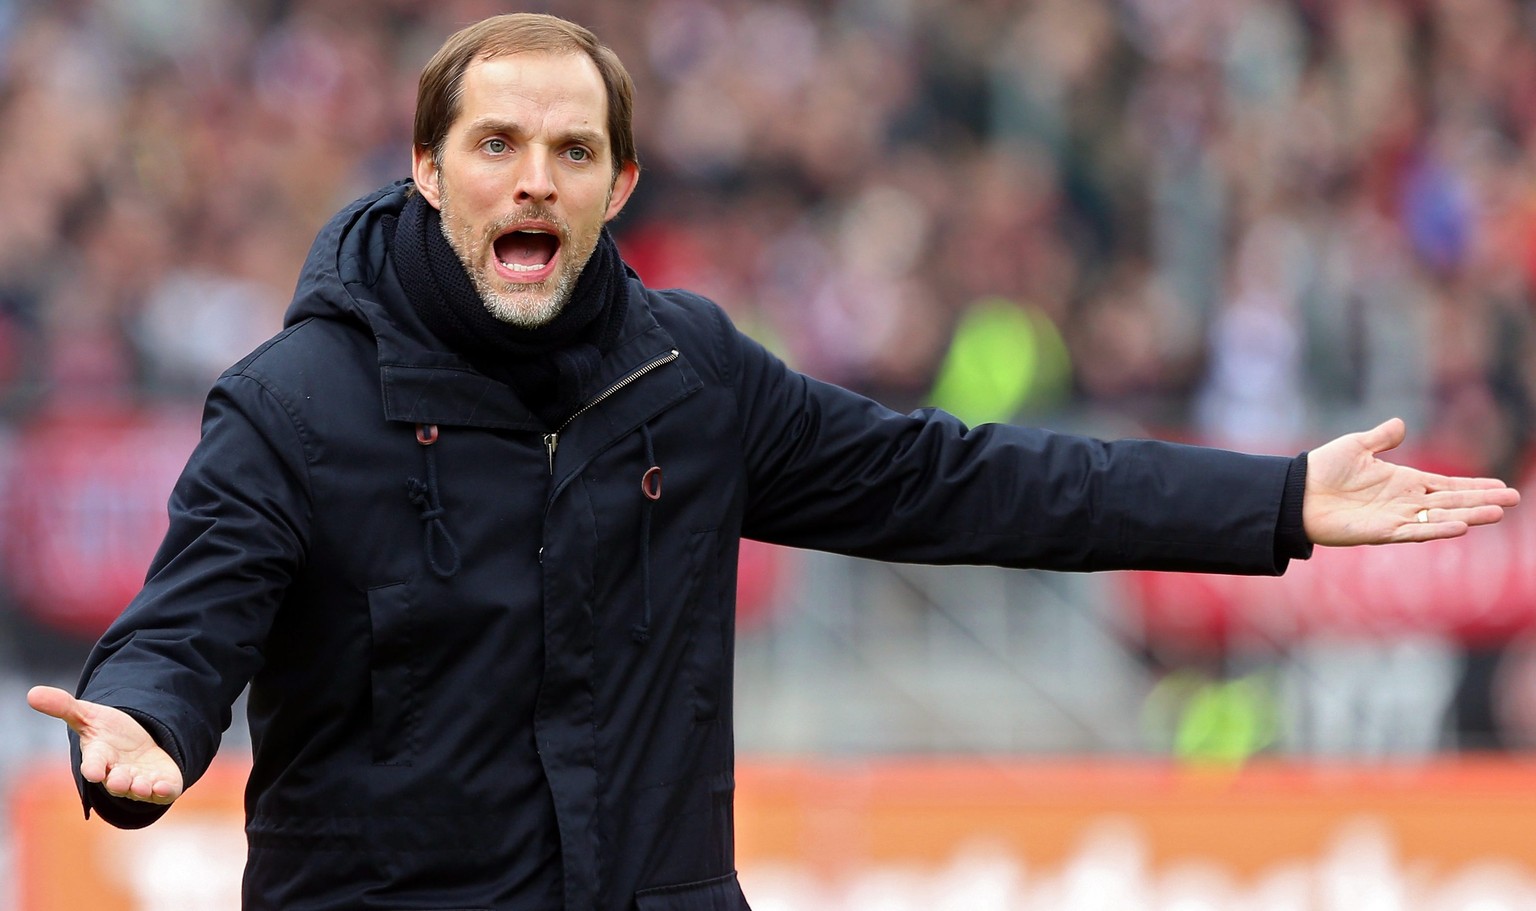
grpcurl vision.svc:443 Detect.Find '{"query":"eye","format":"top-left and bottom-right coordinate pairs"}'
top-left (485, 138), bottom-right (508, 155)
top-left (567, 147), bottom-right (590, 162)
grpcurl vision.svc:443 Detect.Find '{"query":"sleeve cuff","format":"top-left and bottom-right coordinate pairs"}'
top-left (1274, 452), bottom-right (1314, 568)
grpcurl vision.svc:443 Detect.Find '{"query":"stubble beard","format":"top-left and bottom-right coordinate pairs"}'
top-left (437, 184), bottom-right (605, 330)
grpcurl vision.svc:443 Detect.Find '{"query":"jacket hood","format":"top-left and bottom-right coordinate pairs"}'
top-left (285, 179), bottom-right (429, 364)
top-left (280, 180), bottom-right (690, 435)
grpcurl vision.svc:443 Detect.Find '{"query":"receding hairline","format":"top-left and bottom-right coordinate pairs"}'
top-left (439, 53), bottom-right (618, 161)
top-left (415, 15), bottom-right (640, 174)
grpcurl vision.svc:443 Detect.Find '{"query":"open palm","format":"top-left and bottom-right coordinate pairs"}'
top-left (1303, 418), bottom-right (1520, 546)
top-left (27, 685), bottom-right (183, 805)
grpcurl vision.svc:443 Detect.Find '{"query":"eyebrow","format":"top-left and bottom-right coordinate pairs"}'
top-left (465, 117), bottom-right (606, 150)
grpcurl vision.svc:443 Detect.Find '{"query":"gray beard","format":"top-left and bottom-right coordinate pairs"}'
top-left (466, 244), bottom-right (575, 328)
top-left (438, 216), bottom-right (575, 329)
top-left (433, 171), bottom-right (613, 329)
top-left (436, 184), bottom-right (588, 328)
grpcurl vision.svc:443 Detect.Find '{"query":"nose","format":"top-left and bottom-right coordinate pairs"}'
top-left (513, 149), bottom-right (557, 204)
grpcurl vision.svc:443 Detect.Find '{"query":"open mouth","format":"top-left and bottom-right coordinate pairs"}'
top-left (493, 228), bottom-right (561, 280)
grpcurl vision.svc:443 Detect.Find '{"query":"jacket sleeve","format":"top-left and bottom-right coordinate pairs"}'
top-left (72, 372), bottom-right (312, 827)
top-left (726, 320), bottom-right (1297, 576)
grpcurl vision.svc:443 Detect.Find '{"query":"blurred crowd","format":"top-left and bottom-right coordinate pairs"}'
top-left (0, 0), bottom-right (1531, 469)
top-left (3, 0), bottom-right (1536, 746)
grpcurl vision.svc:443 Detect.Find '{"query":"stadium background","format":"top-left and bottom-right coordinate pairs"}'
top-left (5, 0), bottom-right (1536, 907)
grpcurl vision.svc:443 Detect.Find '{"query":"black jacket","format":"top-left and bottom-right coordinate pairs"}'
top-left (72, 182), bottom-right (1304, 910)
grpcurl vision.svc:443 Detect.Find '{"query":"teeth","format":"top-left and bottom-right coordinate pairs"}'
top-left (501, 261), bottom-right (547, 272)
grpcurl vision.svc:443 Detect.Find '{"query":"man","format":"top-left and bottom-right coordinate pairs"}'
top-left (27, 13), bottom-right (1518, 911)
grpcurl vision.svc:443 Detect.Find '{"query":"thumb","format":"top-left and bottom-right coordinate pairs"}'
top-left (27, 685), bottom-right (87, 733)
top-left (1356, 417), bottom-right (1406, 456)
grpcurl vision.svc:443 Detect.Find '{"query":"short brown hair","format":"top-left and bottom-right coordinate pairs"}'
top-left (414, 14), bottom-right (638, 175)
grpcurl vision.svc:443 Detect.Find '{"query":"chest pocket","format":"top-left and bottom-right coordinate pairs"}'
top-left (682, 528), bottom-right (725, 723)
top-left (368, 580), bottom-right (419, 765)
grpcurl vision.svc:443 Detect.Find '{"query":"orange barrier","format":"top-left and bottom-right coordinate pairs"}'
top-left (13, 763), bottom-right (248, 911)
top-left (15, 758), bottom-right (1536, 908)
top-left (737, 758), bottom-right (1536, 878)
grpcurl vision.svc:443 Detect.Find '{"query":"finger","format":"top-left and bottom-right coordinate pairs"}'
top-left (149, 779), bottom-right (182, 803)
top-left (26, 686), bottom-right (88, 732)
top-left (1424, 489), bottom-right (1522, 511)
top-left (1395, 520), bottom-right (1470, 543)
top-left (79, 741), bottom-right (114, 784)
top-left (100, 765), bottom-right (176, 803)
top-left (1394, 506), bottom-right (1474, 537)
top-left (1357, 417), bottom-right (1407, 455)
top-left (1397, 494), bottom-right (1514, 536)
top-left (123, 771), bottom-right (180, 804)
top-left (1418, 505), bottom-right (1511, 529)
top-left (103, 764), bottom-right (135, 798)
top-left (129, 773), bottom-right (160, 802)
top-left (1419, 474), bottom-right (1519, 494)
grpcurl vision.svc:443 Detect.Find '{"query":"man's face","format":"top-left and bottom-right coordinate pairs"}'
top-left (413, 52), bottom-right (638, 327)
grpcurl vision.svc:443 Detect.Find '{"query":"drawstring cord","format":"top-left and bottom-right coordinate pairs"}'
top-left (401, 423), bottom-right (657, 623)
top-left (632, 423), bottom-right (662, 643)
top-left (407, 424), bottom-right (462, 579)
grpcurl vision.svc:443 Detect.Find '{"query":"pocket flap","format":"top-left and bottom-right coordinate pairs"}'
top-left (634, 871), bottom-right (748, 910)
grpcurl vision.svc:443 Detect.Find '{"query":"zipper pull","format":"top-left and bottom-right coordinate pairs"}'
top-left (543, 432), bottom-right (559, 474)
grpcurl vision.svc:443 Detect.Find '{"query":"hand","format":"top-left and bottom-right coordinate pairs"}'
top-left (27, 685), bottom-right (183, 805)
top-left (1303, 418), bottom-right (1520, 546)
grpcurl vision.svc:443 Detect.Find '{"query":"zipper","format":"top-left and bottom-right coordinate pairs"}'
top-left (543, 433), bottom-right (559, 474)
top-left (542, 349), bottom-right (679, 474)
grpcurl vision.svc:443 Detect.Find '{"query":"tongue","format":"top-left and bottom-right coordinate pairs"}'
top-left (497, 232), bottom-right (558, 267)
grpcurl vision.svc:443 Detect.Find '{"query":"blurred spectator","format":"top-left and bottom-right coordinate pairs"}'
top-left (1, 0), bottom-right (1529, 451)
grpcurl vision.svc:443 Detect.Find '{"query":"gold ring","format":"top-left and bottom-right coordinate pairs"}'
top-left (1416, 509), bottom-right (1430, 524)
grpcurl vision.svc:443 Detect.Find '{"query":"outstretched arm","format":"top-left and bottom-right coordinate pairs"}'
top-left (27, 685), bottom-right (183, 805)
top-left (1303, 418), bottom-right (1520, 546)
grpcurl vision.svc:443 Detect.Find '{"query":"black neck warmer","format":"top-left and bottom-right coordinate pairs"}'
top-left (390, 191), bottom-right (629, 427)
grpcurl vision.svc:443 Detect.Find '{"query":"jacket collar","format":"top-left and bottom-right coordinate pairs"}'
top-left (373, 273), bottom-right (700, 436)
top-left (291, 182), bottom-right (702, 437)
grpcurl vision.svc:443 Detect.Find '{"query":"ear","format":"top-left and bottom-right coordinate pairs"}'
top-left (411, 144), bottom-right (443, 209)
top-left (603, 161), bottom-right (640, 222)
